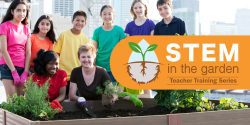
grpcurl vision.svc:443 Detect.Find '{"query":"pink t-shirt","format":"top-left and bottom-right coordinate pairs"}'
top-left (0, 21), bottom-right (30, 68)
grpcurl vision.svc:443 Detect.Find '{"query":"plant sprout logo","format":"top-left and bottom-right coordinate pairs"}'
top-left (127, 39), bottom-right (160, 84)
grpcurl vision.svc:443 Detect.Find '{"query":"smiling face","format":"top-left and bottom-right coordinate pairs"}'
top-left (79, 51), bottom-right (96, 68)
top-left (157, 3), bottom-right (172, 19)
top-left (11, 4), bottom-right (27, 23)
top-left (72, 15), bottom-right (86, 32)
top-left (38, 19), bottom-right (51, 34)
top-left (132, 2), bottom-right (146, 18)
top-left (101, 7), bottom-right (114, 24)
top-left (46, 58), bottom-right (59, 76)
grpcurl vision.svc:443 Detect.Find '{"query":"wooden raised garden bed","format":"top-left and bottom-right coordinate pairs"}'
top-left (1, 98), bottom-right (250, 125)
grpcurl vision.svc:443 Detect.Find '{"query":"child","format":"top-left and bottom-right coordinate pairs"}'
top-left (125, 0), bottom-right (155, 36)
top-left (154, 0), bottom-right (186, 35)
top-left (30, 15), bottom-right (56, 71)
top-left (124, 0), bottom-right (154, 98)
top-left (92, 5), bottom-right (126, 82)
top-left (69, 44), bottom-right (110, 101)
top-left (0, 0), bottom-right (31, 96)
top-left (53, 10), bottom-right (89, 95)
top-left (32, 49), bottom-right (67, 102)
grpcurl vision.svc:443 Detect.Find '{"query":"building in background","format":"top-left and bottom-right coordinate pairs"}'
top-left (53, 0), bottom-right (80, 17)
top-left (79, 0), bottom-right (112, 37)
top-left (172, 0), bottom-right (200, 35)
top-left (235, 9), bottom-right (250, 35)
top-left (210, 22), bottom-right (236, 35)
top-left (0, 1), bottom-right (10, 21)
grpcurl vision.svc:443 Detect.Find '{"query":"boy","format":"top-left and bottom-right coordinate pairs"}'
top-left (53, 10), bottom-right (89, 96)
top-left (154, 0), bottom-right (186, 35)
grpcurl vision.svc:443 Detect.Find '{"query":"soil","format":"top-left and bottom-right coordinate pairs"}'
top-left (52, 106), bottom-right (171, 120)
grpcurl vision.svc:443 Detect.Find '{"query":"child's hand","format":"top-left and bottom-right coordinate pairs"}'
top-left (11, 70), bottom-right (21, 86)
top-left (20, 71), bottom-right (28, 85)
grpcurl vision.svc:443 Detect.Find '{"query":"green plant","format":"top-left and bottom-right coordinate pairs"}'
top-left (216, 98), bottom-right (248, 110)
top-left (154, 90), bottom-right (207, 113)
top-left (96, 81), bottom-right (122, 96)
top-left (1, 78), bottom-right (58, 120)
top-left (196, 97), bottom-right (215, 112)
top-left (96, 81), bottom-right (143, 108)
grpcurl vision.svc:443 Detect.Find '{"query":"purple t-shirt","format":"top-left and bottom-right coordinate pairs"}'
top-left (125, 19), bottom-right (155, 36)
top-left (0, 21), bottom-right (30, 68)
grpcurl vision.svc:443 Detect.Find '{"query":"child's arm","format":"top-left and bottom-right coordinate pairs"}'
top-left (24, 37), bottom-right (31, 72)
top-left (0, 35), bottom-right (16, 71)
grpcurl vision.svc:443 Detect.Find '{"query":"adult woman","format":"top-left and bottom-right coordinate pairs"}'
top-left (69, 44), bottom-right (110, 101)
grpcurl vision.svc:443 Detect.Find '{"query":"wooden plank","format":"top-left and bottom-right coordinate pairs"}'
top-left (171, 109), bottom-right (250, 125)
top-left (0, 109), bottom-right (5, 125)
top-left (33, 115), bottom-right (167, 125)
top-left (5, 110), bottom-right (31, 125)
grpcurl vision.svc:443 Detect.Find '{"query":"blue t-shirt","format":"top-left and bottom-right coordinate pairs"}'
top-left (154, 16), bottom-right (186, 35)
top-left (125, 19), bottom-right (155, 36)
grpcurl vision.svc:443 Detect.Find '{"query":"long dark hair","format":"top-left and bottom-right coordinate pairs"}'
top-left (32, 15), bottom-right (56, 43)
top-left (1, 0), bottom-right (29, 25)
top-left (33, 49), bottom-right (59, 76)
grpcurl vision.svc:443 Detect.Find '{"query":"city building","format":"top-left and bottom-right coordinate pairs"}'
top-left (210, 22), bottom-right (236, 35)
top-left (172, 0), bottom-right (200, 35)
top-left (235, 9), bottom-right (250, 35)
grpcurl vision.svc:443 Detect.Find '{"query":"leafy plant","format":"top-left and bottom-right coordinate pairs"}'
top-left (216, 98), bottom-right (248, 110)
top-left (96, 80), bottom-right (122, 96)
top-left (154, 90), bottom-right (208, 113)
top-left (96, 81), bottom-right (143, 108)
top-left (196, 97), bottom-right (215, 112)
top-left (1, 78), bottom-right (58, 120)
top-left (128, 42), bottom-right (157, 62)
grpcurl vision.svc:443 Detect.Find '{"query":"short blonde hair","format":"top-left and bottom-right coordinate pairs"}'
top-left (130, 0), bottom-right (148, 20)
top-left (78, 43), bottom-right (96, 58)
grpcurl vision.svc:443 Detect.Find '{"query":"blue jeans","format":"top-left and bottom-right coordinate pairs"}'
top-left (0, 64), bottom-right (24, 80)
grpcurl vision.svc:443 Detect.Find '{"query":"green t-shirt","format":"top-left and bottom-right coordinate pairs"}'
top-left (92, 25), bottom-right (126, 71)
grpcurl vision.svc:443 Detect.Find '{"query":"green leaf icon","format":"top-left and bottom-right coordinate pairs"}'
top-left (146, 44), bottom-right (157, 51)
top-left (129, 42), bottom-right (142, 53)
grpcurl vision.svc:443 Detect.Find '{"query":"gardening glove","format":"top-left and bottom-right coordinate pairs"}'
top-left (20, 71), bottom-right (28, 85)
top-left (11, 70), bottom-right (21, 86)
top-left (50, 99), bottom-right (63, 112)
top-left (118, 92), bottom-right (143, 108)
top-left (77, 97), bottom-right (96, 117)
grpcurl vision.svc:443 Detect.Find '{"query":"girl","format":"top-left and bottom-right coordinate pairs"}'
top-left (92, 5), bottom-right (126, 82)
top-left (32, 49), bottom-right (67, 103)
top-left (124, 0), bottom-right (155, 98)
top-left (69, 44), bottom-right (110, 101)
top-left (30, 15), bottom-right (56, 71)
top-left (125, 0), bottom-right (155, 36)
top-left (0, 0), bottom-right (31, 96)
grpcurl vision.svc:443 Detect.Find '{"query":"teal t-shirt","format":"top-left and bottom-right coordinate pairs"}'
top-left (92, 25), bottom-right (126, 71)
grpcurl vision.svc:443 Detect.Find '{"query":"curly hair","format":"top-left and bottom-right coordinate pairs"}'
top-left (33, 49), bottom-right (59, 76)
